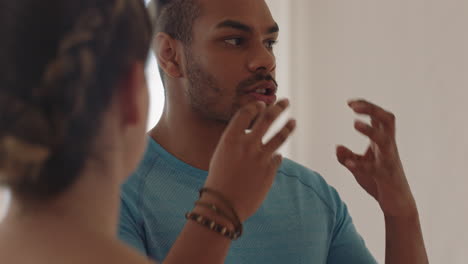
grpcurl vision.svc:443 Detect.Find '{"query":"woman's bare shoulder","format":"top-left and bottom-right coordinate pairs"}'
top-left (107, 240), bottom-right (156, 264)
top-left (80, 238), bottom-right (156, 264)
top-left (0, 227), bottom-right (155, 264)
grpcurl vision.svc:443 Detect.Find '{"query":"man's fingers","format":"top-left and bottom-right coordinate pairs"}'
top-left (336, 145), bottom-right (373, 174)
top-left (363, 146), bottom-right (375, 161)
top-left (250, 99), bottom-right (289, 140)
top-left (270, 153), bottom-right (283, 172)
top-left (348, 99), bottom-right (396, 132)
top-left (354, 120), bottom-right (392, 149)
top-left (371, 118), bottom-right (381, 129)
top-left (263, 119), bottom-right (296, 153)
top-left (224, 101), bottom-right (266, 138)
top-left (336, 145), bottom-right (358, 164)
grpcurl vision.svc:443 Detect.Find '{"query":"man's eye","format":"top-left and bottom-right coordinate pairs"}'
top-left (225, 38), bottom-right (243, 46)
top-left (265, 40), bottom-right (278, 49)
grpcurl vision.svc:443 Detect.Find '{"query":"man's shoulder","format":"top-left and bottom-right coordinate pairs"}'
top-left (121, 163), bottom-right (151, 193)
top-left (121, 141), bottom-right (163, 191)
top-left (278, 158), bottom-right (328, 189)
top-left (277, 158), bottom-right (343, 213)
top-left (120, 150), bottom-right (157, 202)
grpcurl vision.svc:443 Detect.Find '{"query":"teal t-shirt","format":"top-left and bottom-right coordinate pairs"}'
top-left (119, 138), bottom-right (377, 264)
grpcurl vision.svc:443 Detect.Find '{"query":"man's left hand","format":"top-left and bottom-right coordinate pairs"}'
top-left (336, 99), bottom-right (417, 218)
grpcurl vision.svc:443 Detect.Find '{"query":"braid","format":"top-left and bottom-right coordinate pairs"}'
top-left (36, 0), bottom-right (126, 143)
top-left (0, 0), bottom-right (151, 200)
top-left (0, 92), bottom-right (51, 185)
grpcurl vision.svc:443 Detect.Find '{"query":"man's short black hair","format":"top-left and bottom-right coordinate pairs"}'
top-left (149, 0), bottom-right (201, 85)
top-left (153, 0), bottom-right (201, 43)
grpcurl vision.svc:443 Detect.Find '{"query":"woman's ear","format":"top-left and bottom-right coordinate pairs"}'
top-left (112, 61), bottom-right (149, 178)
top-left (117, 62), bottom-right (148, 127)
top-left (154, 32), bottom-right (183, 79)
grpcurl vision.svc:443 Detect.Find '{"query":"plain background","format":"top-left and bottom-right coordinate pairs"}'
top-left (1, 0), bottom-right (467, 263)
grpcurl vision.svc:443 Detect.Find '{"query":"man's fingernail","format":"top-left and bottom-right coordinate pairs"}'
top-left (345, 160), bottom-right (356, 168)
top-left (350, 102), bottom-right (366, 110)
top-left (355, 120), bottom-right (367, 129)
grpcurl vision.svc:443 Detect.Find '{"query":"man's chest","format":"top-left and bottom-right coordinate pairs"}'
top-left (140, 179), bottom-right (334, 263)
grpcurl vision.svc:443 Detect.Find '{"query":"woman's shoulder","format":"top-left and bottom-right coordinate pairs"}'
top-left (60, 234), bottom-right (155, 264)
top-left (94, 240), bottom-right (155, 264)
top-left (0, 226), bottom-right (154, 264)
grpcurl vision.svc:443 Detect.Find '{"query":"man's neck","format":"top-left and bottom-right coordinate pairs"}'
top-left (150, 109), bottom-right (228, 171)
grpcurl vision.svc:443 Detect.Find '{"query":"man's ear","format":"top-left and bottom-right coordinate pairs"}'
top-left (117, 62), bottom-right (148, 126)
top-left (154, 32), bottom-right (183, 79)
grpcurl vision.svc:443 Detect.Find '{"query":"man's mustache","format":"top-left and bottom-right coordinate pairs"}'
top-left (237, 73), bottom-right (278, 92)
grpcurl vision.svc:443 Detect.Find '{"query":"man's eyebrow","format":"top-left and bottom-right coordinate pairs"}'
top-left (216, 20), bottom-right (280, 34)
top-left (216, 20), bottom-right (252, 33)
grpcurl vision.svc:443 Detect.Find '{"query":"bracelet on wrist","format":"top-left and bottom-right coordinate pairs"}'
top-left (199, 187), bottom-right (242, 224)
top-left (185, 211), bottom-right (240, 240)
top-left (194, 200), bottom-right (243, 238)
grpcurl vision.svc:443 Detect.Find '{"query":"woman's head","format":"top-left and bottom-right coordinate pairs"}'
top-left (0, 0), bottom-right (152, 202)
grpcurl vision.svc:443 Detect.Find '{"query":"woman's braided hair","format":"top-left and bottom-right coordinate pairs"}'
top-left (0, 0), bottom-right (152, 201)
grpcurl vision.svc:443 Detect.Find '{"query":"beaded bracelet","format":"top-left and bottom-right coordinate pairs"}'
top-left (185, 212), bottom-right (240, 240)
top-left (194, 201), bottom-right (243, 238)
top-left (199, 188), bottom-right (242, 225)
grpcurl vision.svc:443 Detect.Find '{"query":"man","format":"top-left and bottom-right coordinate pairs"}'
top-left (119, 0), bottom-right (429, 263)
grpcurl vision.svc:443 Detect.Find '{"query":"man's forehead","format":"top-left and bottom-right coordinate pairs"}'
top-left (196, 0), bottom-right (276, 30)
top-left (198, 0), bottom-right (269, 10)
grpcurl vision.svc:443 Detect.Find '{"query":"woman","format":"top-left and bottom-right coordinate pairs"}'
top-left (0, 0), bottom-right (295, 263)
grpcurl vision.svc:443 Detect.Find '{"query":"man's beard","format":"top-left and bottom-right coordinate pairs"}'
top-left (185, 49), bottom-right (278, 124)
top-left (185, 49), bottom-right (238, 123)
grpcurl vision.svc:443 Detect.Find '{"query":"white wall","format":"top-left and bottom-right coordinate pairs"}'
top-left (0, 189), bottom-right (8, 221)
top-left (270, 0), bottom-right (468, 263)
top-left (145, 53), bottom-right (165, 130)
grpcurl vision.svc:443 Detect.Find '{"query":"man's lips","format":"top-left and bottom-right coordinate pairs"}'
top-left (245, 81), bottom-right (278, 95)
top-left (245, 81), bottom-right (278, 105)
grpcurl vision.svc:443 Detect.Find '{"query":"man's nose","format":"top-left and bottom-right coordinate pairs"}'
top-left (247, 43), bottom-right (276, 74)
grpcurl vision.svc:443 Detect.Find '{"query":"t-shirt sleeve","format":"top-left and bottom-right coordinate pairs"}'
top-left (118, 194), bottom-right (148, 255)
top-left (326, 188), bottom-right (378, 264)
